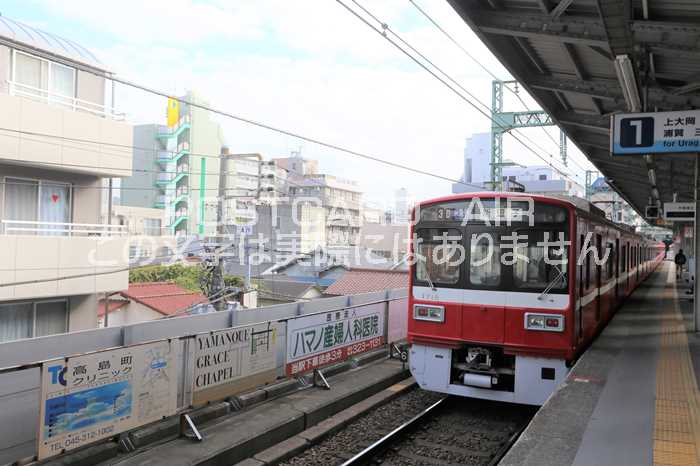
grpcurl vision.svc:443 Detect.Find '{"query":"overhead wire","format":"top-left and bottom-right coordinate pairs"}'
top-left (7, 43), bottom-right (489, 193)
top-left (0, 245), bottom-right (210, 287)
top-left (339, 0), bottom-right (584, 185)
top-left (407, 0), bottom-right (593, 175)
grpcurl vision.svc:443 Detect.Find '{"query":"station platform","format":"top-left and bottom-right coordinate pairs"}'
top-left (501, 261), bottom-right (700, 466)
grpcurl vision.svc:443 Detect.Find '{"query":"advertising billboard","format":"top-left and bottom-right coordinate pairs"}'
top-left (286, 305), bottom-right (385, 376)
top-left (37, 340), bottom-right (178, 460)
top-left (192, 322), bottom-right (281, 405)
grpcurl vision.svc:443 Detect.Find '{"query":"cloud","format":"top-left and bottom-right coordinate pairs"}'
top-left (26, 0), bottom-right (593, 203)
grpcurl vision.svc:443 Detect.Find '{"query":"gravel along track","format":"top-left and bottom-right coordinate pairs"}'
top-left (281, 389), bottom-right (535, 466)
top-left (280, 388), bottom-right (443, 466)
top-left (379, 399), bottom-right (535, 466)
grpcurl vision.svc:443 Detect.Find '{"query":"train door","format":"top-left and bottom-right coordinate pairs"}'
top-left (636, 245), bottom-right (640, 282)
top-left (595, 234), bottom-right (602, 322)
top-left (614, 238), bottom-right (620, 302)
top-left (625, 241), bottom-right (632, 296)
top-left (577, 225), bottom-right (585, 342)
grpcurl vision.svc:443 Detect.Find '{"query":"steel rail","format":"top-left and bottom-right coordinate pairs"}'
top-left (486, 418), bottom-right (531, 466)
top-left (340, 396), bottom-right (449, 466)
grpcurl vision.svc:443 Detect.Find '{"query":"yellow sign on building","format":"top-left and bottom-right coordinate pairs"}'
top-left (167, 98), bottom-right (179, 128)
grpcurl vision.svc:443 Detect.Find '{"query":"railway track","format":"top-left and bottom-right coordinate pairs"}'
top-left (281, 389), bottom-right (534, 466)
top-left (342, 396), bottom-right (533, 466)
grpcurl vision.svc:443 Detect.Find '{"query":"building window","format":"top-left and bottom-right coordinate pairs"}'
top-left (12, 50), bottom-right (76, 106)
top-left (539, 174), bottom-right (547, 180)
top-left (143, 218), bottom-right (162, 236)
top-left (0, 300), bottom-right (68, 343)
top-left (3, 177), bottom-right (72, 234)
top-left (508, 176), bottom-right (516, 181)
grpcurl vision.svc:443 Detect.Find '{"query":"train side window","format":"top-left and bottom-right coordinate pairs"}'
top-left (606, 244), bottom-right (614, 278)
top-left (469, 234), bottom-right (501, 287)
top-left (622, 245), bottom-right (627, 272)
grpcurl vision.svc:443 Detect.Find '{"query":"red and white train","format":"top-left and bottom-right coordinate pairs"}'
top-left (407, 193), bottom-right (664, 405)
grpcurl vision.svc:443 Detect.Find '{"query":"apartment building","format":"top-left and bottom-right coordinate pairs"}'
top-left (121, 90), bottom-right (225, 236)
top-left (278, 154), bottom-right (362, 247)
top-left (289, 174), bottom-right (362, 246)
top-left (0, 16), bottom-right (132, 342)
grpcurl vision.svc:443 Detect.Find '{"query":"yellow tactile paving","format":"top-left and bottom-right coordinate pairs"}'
top-left (653, 264), bottom-right (700, 466)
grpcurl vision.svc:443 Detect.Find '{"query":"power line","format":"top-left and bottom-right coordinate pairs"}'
top-left (407, 0), bottom-right (592, 175)
top-left (6, 42), bottom-right (487, 193)
top-left (408, 0), bottom-right (583, 168)
top-left (0, 126), bottom-right (478, 195)
top-left (339, 0), bottom-right (582, 185)
top-left (344, 0), bottom-right (577, 180)
top-left (0, 245), bottom-right (210, 288)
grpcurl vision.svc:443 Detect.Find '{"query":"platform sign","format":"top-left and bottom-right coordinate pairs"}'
top-left (37, 340), bottom-right (178, 461)
top-left (285, 305), bottom-right (384, 376)
top-left (191, 322), bottom-right (280, 406)
top-left (611, 110), bottom-right (700, 155)
top-left (663, 202), bottom-right (695, 222)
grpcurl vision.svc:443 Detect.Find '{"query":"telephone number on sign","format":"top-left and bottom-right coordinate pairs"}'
top-left (346, 337), bottom-right (383, 356)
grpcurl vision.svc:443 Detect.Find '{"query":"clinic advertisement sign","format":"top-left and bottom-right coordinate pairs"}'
top-left (286, 305), bottom-right (384, 376)
top-left (612, 110), bottom-right (700, 155)
top-left (192, 322), bottom-right (280, 406)
top-left (37, 340), bottom-right (177, 461)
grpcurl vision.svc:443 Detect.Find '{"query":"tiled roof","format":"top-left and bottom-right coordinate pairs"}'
top-left (97, 299), bottom-right (129, 317)
top-left (257, 278), bottom-right (318, 299)
top-left (118, 282), bottom-right (208, 316)
top-left (324, 269), bottom-right (408, 295)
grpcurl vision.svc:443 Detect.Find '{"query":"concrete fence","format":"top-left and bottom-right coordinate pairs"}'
top-left (0, 288), bottom-right (408, 465)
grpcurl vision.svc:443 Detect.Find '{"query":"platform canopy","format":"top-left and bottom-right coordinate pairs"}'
top-left (448, 0), bottom-right (700, 217)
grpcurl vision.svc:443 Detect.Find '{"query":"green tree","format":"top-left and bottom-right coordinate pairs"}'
top-left (129, 264), bottom-right (243, 294)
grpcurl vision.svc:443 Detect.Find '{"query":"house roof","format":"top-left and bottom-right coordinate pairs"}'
top-left (97, 299), bottom-right (129, 317)
top-left (0, 15), bottom-right (105, 70)
top-left (117, 282), bottom-right (208, 316)
top-left (324, 269), bottom-right (408, 296)
top-left (257, 278), bottom-right (319, 300)
top-left (261, 246), bottom-right (404, 275)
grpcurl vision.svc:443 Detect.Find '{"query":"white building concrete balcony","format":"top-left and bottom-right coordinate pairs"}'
top-left (0, 91), bottom-right (133, 178)
top-left (0, 220), bottom-right (129, 301)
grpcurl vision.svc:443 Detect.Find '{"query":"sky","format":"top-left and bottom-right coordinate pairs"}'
top-left (1, 0), bottom-right (594, 210)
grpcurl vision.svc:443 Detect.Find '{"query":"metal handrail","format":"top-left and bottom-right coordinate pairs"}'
top-left (1, 219), bottom-right (127, 236)
top-left (7, 80), bottom-right (125, 120)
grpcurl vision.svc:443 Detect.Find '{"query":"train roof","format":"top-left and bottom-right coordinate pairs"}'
top-left (414, 192), bottom-right (645, 235)
top-left (417, 192), bottom-right (604, 214)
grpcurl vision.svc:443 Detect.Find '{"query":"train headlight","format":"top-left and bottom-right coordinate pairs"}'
top-left (413, 305), bottom-right (445, 323)
top-left (525, 313), bottom-right (564, 332)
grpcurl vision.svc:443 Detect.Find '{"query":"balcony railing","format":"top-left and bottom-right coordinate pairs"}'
top-left (1, 220), bottom-right (127, 236)
top-left (7, 80), bottom-right (125, 121)
top-left (157, 115), bottom-right (191, 138)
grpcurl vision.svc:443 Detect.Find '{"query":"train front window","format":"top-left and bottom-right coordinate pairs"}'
top-left (512, 230), bottom-right (568, 291)
top-left (469, 234), bottom-right (501, 286)
top-left (415, 228), bottom-right (463, 286)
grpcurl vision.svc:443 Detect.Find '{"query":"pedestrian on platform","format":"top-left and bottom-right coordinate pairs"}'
top-left (675, 249), bottom-right (687, 279)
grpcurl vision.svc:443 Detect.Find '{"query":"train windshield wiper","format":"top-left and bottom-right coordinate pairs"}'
top-left (418, 257), bottom-right (437, 291)
top-left (538, 265), bottom-right (566, 301)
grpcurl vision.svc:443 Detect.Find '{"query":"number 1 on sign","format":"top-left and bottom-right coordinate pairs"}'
top-left (630, 120), bottom-right (643, 145)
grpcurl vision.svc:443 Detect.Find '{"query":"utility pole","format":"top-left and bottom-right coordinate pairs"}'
top-left (209, 147), bottom-right (230, 311)
top-left (206, 151), bottom-right (273, 310)
top-left (104, 178), bottom-right (113, 327)
top-left (491, 80), bottom-right (567, 191)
